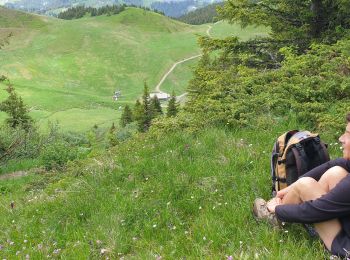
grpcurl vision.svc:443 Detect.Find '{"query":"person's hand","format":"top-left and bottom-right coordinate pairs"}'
top-left (267, 197), bottom-right (282, 213)
top-left (276, 185), bottom-right (291, 200)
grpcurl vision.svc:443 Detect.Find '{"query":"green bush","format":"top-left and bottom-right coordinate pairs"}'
top-left (40, 141), bottom-right (79, 170)
top-left (0, 124), bottom-right (42, 162)
top-left (175, 37), bottom-right (350, 132)
top-left (116, 122), bottom-right (138, 142)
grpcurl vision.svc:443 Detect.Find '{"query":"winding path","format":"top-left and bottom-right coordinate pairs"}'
top-left (155, 54), bottom-right (202, 93)
top-left (155, 24), bottom-right (216, 101)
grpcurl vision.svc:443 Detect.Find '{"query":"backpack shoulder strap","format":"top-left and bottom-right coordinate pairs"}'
top-left (281, 131), bottom-right (319, 160)
top-left (291, 145), bottom-right (309, 177)
top-left (277, 130), bottom-right (299, 156)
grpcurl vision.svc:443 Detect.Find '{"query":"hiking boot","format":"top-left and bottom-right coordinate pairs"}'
top-left (253, 198), bottom-right (280, 228)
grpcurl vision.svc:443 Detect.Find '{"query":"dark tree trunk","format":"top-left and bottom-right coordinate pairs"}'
top-left (310, 0), bottom-right (324, 38)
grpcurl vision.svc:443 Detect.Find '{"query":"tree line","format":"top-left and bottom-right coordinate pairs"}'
top-left (57, 5), bottom-right (126, 19)
top-left (57, 4), bottom-right (164, 20)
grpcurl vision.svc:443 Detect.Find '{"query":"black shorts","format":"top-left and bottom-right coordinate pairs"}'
top-left (331, 228), bottom-right (350, 257)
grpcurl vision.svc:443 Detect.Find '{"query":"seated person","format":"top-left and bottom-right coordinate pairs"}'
top-left (254, 113), bottom-right (350, 258)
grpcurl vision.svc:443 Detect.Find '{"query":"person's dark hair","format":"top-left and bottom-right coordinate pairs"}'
top-left (347, 113), bottom-right (350, 122)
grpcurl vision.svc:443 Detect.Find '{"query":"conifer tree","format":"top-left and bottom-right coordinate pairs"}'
top-left (167, 91), bottom-right (178, 117)
top-left (150, 95), bottom-right (163, 117)
top-left (120, 104), bottom-right (133, 127)
top-left (0, 82), bottom-right (33, 131)
top-left (139, 82), bottom-right (152, 132)
top-left (217, 0), bottom-right (350, 60)
top-left (133, 99), bottom-right (143, 123)
top-left (107, 122), bottom-right (118, 147)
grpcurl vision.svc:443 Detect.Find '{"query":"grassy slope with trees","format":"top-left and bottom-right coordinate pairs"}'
top-left (0, 6), bottom-right (266, 132)
top-left (1, 0), bottom-right (350, 258)
top-left (0, 7), bottom-right (208, 132)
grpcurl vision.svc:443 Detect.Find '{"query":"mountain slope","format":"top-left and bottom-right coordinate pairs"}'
top-left (0, 7), bottom-right (208, 131)
top-left (0, 6), bottom-right (46, 28)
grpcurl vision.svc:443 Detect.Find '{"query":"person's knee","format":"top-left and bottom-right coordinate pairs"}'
top-left (320, 166), bottom-right (348, 184)
top-left (295, 177), bottom-right (326, 201)
top-left (324, 166), bottom-right (348, 179)
top-left (295, 177), bottom-right (318, 192)
top-left (320, 166), bottom-right (349, 191)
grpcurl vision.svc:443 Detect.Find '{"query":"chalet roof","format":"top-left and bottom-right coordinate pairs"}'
top-left (149, 92), bottom-right (170, 100)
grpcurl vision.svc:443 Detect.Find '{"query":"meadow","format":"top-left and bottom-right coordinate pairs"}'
top-left (157, 21), bottom-right (270, 96)
top-left (0, 7), bottom-right (207, 132)
top-left (0, 2), bottom-right (347, 259)
top-left (0, 7), bottom-right (268, 132)
top-left (0, 119), bottom-right (342, 258)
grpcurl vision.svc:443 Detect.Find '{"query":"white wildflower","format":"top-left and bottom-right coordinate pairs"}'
top-left (53, 249), bottom-right (61, 255)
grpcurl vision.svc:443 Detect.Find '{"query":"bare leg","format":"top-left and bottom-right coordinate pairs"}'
top-left (278, 167), bottom-right (348, 251)
top-left (318, 166), bottom-right (348, 192)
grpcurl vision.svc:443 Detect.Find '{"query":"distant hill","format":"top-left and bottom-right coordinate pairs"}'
top-left (177, 2), bottom-right (223, 24)
top-left (0, 6), bottom-right (46, 28)
top-left (1, 0), bottom-right (221, 17)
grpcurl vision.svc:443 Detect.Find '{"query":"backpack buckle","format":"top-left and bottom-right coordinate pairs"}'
top-left (314, 137), bottom-right (320, 144)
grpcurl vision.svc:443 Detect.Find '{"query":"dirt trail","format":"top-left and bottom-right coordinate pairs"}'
top-left (155, 54), bottom-right (202, 93)
top-left (0, 171), bottom-right (28, 180)
top-left (155, 24), bottom-right (216, 102)
top-left (206, 25), bottom-right (212, 37)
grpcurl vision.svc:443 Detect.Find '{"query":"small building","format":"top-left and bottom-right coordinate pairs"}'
top-left (113, 90), bottom-right (122, 101)
top-left (149, 92), bottom-right (170, 101)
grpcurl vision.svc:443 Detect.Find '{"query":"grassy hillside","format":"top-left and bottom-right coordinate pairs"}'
top-left (209, 21), bottom-right (269, 40)
top-left (0, 7), bottom-right (267, 132)
top-left (160, 22), bottom-right (269, 94)
top-left (0, 6), bottom-right (46, 28)
top-left (0, 121), bottom-right (342, 258)
top-left (0, 7), bottom-right (208, 132)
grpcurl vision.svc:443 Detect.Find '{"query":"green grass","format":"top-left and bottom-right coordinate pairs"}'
top-left (159, 21), bottom-right (269, 96)
top-left (0, 158), bottom-right (40, 174)
top-left (0, 7), bottom-right (208, 132)
top-left (209, 21), bottom-right (270, 40)
top-left (160, 57), bottom-right (198, 95)
top-left (0, 119), bottom-right (343, 258)
top-left (0, 6), bottom-right (47, 29)
top-left (0, 8), bottom-right (269, 131)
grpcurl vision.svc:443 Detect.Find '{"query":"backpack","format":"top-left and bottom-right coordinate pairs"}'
top-left (271, 130), bottom-right (330, 196)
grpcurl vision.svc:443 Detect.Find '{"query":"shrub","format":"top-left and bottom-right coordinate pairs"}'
top-left (176, 37), bottom-right (350, 132)
top-left (116, 122), bottom-right (138, 142)
top-left (40, 141), bottom-right (79, 170)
